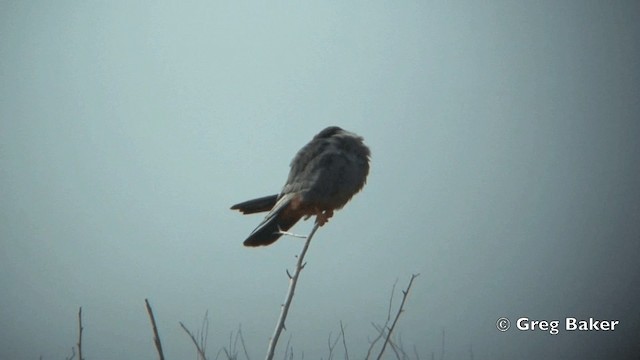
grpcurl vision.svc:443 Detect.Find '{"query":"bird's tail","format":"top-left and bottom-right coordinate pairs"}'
top-left (241, 196), bottom-right (301, 247)
top-left (230, 194), bottom-right (278, 214)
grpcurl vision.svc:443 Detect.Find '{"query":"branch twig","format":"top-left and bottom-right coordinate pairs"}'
top-left (237, 325), bottom-right (251, 360)
top-left (145, 299), bottom-right (165, 360)
top-left (371, 323), bottom-right (402, 359)
top-left (365, 280), bottom-right (398, 359)
top-left (375, 273), bottom-right (420, 360)
top-left (66, 346), bottom-right (76, 360)
top-left (180, 321), bottom-right (207, 360)
top-left (265, 222), bottom-right (321, 360)
top-left (340, 321), bottom-right (349, 360)
top-left (77, 307), bottom-right (84, 360)
top-left (440, 328), bottom-right (445, 360)
top-left (326, 330), bottom-right (341, 360)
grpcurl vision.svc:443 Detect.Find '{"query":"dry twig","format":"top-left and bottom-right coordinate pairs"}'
top-left (439, 328), bottom-right (445, 360)
top-left (340, 321), bottom-right (349, 360)
top-left (223, 326), bottom-right (249, 360)
top-left (375, 273), bottom-right (420, 360)
top-left (326, 330), bottom-right (342, 360)
top-left (180, 321), bottom-right (207, 360)
top-left (237, 325), bottom-right (251, 360)
top-left (265, 222), bottom-right (321, 360)
top-left (145, 299), bottom-right (165, 360)
top-left (66, 346), bottom-right (76, 360)
top-left (365, 280), bottom-right (398, 359)
top-left (371, 323), bottom-right (402, 359)
top-left (77, 307), bottom-right (84, 360)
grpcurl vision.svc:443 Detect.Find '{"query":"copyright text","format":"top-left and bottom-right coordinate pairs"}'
top-left (496, 317), bottom-right (620, 335)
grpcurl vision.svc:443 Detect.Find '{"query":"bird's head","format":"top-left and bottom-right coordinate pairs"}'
top-left (314, 126), bottom-right (346, 139)
top-left (314, 126), bottom-right (370, 159)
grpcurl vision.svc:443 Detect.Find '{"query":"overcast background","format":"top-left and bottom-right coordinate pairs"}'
top-left (1, 1), bottom-right (639, 359)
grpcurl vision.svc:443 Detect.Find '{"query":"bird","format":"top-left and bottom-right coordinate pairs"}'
top-left (231, 126), bottom-right (370, 247)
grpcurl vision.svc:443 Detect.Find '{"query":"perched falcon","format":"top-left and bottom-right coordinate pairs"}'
top-left (231, 126), bottom-right (370, 247)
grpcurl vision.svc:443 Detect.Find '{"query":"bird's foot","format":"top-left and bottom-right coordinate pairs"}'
top-left (315, 209), bottom-right (334, 226)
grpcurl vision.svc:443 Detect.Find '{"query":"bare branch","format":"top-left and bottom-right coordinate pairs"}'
top-left (238, 325), bottom-right (251, 360)
top-left (365, 280), bottom-right (398, 359)
top-left (145, 299), bottom-right (165, 360)
top-left (226, 329), bottom-right (235, 359)
top-left (214, 348), bottom-right (224, 360)
top-left (387, 279), bottom-right (398, 322)
top-left (326, 330), bottom-right (341, 360)
top-left (440, 328), bottom-right (445, 360)
top-left (77, 307), bottom-right (84, 360)
top-left (375, 273), bottom-right (420, 360)
top-left (340, 321), bottom-right (349, 360)
top-left (201, 311), bottom-right (210, 357)
top-left (66, 346), bottom-right (76, 360)
top-left (265, 222), bottom-right (321, 360)
top-left (180, 321), bottom-right (207, 360)
top-left (396, 333), bottom-right (411, 360)
top-left (371, 323), bottom-right (401, 360)
top-left (222, 325), bottom-right (251, 360)
top-left (180, 311), bottom-right (210, 360)
top-left (282, 334), bottom-right (293, 360)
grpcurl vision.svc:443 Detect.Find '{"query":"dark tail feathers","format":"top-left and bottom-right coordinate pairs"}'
top-left (231, 194), bottom-right (299, 246)
top-left (242, 206), bottom-right (300, 247)
top-left (230, 194), bottom-right (278, 214)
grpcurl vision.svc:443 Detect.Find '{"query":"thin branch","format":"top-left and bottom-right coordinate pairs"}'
top-left (439, 328), bottom-right (445, 360)
top-left (265, 222), bottom-right (321, 360)
top-left (238, 325), bottom-right (251, 360)
top-left (180, 311), bottom-right (210, 360)
top-left (226, 327), bottom-right (244, 360)
top-left (66, 346), bottom-right (76, 360)
top-left (201, 311), bottom-right (210, 358)
top-left (77, 307), bottom-right (84, 360)
top-left (180, 321), bottom-right (207, 360)
top-left (282, 334), bottom-right (293, 360)
top-left (326, 330), bottom-right (341, 360)
top-left (145, 299), bottom-right (165, 360)
top-left (214, 348), bottom-right (224, 360)
top-left (365, 280), bottom-right (398, 359)
top-left (366, 323), bottom-right (384, 359)
top-left (397, 332), bottom-right (413, 360)
top-left (340, 321), bottom-right (349, 360)
top-left (371, 323), bottom-right (401, 360)
top-left (375, 273), bottom-right (420, 360)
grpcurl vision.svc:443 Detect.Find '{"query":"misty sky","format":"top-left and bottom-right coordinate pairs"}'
top-left (1, 1), bottom-right (639, 359)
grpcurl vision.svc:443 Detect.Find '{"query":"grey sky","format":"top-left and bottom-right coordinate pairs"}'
top-left (1, 1), bottom-right (639, 359)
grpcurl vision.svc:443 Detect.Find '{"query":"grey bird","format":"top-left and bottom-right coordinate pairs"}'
top-left (231, 126), bottom-right (370, 247)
